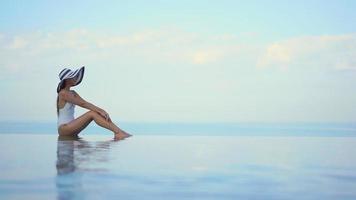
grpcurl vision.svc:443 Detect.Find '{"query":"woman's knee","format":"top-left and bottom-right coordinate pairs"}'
top-left (87, 110), bottom-right (99, 119)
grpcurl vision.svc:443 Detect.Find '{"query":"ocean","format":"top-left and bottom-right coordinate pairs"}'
top-left (1, 121), bottom-right (356, 136)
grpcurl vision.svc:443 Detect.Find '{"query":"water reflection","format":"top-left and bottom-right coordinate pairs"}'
top-left (55, 135), bottom-right (118, 200)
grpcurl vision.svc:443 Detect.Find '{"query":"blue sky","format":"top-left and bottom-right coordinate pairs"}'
top-left (1, 1), bottom-right (354, 37)
top-left (0, 0), bottom-right (355, 123)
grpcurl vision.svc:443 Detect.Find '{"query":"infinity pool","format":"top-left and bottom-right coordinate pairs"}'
top-left (0, 134), bottom-right (356, 199)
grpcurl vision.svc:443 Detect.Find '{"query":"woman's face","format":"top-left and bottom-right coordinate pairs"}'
top-left (66, 77), bottom-right (77, 86)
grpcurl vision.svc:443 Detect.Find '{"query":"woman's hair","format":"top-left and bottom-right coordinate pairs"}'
top-left (56, 80), bottom-right (67, 116)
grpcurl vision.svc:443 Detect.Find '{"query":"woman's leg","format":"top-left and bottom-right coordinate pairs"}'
top-left (60, 111), bottom-right (128, 136)
top-left (59, 111), bottom-right (94, 136)
top-left (88, 112), bottom-right (132, 139)
top-left (89, 111), bottom-right (122, 133)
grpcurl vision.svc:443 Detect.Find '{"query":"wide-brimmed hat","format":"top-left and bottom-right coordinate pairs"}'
top-left (57, 66), bottom-right (85, 93)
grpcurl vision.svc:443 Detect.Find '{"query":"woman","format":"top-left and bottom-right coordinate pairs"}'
top-left (56, 66), bottom-right (132, 140)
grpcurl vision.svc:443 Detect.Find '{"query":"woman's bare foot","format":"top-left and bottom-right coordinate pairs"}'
top-left (122, 130), bottom-right (132, 137)
top-left (114, 130), bottom-right (132, 140)
top-left (114, 133), bottom-right (125, 140)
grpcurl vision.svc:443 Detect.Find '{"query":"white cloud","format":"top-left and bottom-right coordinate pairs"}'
top-left (257, 43), bottom-right (291, 69)
top-left (8, 36), bottom-right (29, 49)
top-left (257, 34), bottom-right (356, 71)
top-left (2, 28), bottom-right (356, 122)
top-left (190, 49), bottom-right (223, 64)
top-left (0, 27), bottom-right (248, 77)
top-left (2, 28), bottom-right (355, 76)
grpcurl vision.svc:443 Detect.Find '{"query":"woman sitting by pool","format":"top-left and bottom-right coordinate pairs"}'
top-left (56, 66), bottom-right (132, 140)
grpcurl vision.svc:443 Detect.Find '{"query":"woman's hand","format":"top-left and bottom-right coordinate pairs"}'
top-left (64, 91), bottom-right (112, 122)
top-left (98, 109), bottom-right (111, 121)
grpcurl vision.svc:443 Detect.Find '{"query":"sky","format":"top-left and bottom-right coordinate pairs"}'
top-left (0, 0), bottom-right (355, 123)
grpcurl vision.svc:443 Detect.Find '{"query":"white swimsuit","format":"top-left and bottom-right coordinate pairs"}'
top-left (57, 101), bottom-right (75, 128)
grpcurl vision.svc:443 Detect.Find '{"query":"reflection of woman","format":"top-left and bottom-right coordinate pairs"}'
top-left (56, 135), bottom-right (115, 200)
top-left (56, 66), bottom-right (132, 140)
top-left (56, 135), bottom-right (114, 174)
top-left (56, 135), bottom-right (84, 200)
top-left (56, 135), bottom-right (77, 175)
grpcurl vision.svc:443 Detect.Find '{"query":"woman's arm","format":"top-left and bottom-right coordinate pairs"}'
top-left (59, 90), bottom-right (110, 120)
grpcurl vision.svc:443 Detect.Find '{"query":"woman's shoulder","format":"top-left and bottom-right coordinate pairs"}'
top-left (58, 90), bottom-right (74, 102)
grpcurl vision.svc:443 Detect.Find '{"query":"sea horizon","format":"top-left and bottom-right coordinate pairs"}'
top-left (1, 121), bottom-right (356, 137)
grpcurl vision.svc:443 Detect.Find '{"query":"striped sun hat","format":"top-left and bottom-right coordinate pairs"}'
top-left (57, 66), bottom-right (85, 93)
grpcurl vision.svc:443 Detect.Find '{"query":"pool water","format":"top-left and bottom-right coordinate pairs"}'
top-left (0, 134), bottom-right (356, 199)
